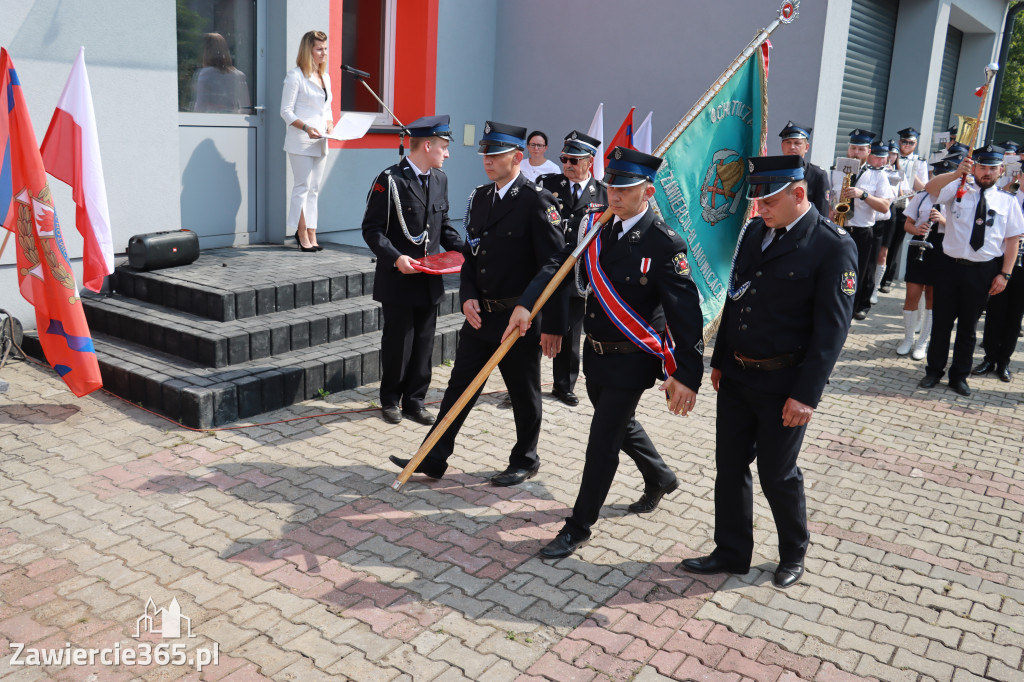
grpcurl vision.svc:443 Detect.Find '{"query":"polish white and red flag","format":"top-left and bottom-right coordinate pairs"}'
top-left (40, 46), bottom-right (113, 293)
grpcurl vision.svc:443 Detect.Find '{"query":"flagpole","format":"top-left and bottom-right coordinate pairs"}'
top-left (0, 232), bottom-right (10, 261)
top-left (655, 0), bottom-right (799, 156)
top-left (392, 0), bottom-right (801, 492)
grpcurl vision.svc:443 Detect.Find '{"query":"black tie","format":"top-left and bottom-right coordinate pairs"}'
top-left (420, 174), bottom-right (429, 194)
top-left (763, 225), bottom-right (783, 252)
top-left (611, 220), bottom-right (625, 241)
top-left (971, 190), bottom-right (989, 251)
top-left (572, 183), bottom-right (581, 205)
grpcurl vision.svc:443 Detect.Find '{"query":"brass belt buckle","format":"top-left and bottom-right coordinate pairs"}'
top-left (734, 352), bottom-right (746, 369)
top-left (592, 339), bottom-right (605, 355)
top-left (482, 299), bottom-right (493, 313)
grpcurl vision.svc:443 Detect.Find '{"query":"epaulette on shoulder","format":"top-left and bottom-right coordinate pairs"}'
top-left (820, 215), bottom-right (850, 239)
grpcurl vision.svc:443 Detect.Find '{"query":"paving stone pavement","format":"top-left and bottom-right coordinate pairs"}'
top-left (0, 288), bottom-right (1021, 681)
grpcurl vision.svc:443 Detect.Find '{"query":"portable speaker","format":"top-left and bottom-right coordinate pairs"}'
top-left (127, 230), bottom-right (200, 271)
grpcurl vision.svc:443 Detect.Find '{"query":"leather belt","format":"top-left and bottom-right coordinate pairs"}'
top-left (480, 297), bottom-right (519, 313)
top-left (951, 257), bottom-right (998, 267)
top-left (733, 351), bottom-right (803, 371)
top-left (587, 334), bottom-right (641, 355)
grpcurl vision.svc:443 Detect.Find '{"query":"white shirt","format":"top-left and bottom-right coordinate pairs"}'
top-left (899, 154), bottom-right (929, 190)
top-left (520, 159), bottom-right (560, 182)
top-left (936, 182), bottom-right (1024, 261)
top-left (494, 172), bottom-right (522, 200)
top-left (405, 157), bottom-right (427, 178)
top-left (906, 191), bottom-right (945, 235)
top-left (832, 166), bottom-right (894, 227)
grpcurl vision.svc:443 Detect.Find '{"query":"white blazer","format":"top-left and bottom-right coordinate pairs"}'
top-left (280, 66), bottom-right (333, 157)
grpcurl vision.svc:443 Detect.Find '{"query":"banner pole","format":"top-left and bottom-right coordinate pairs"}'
top-left (0, 231), bottom-right (10, 262)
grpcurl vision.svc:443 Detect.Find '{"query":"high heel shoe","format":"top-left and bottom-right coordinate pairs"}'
top-left (314, 244), bottom-right (324, 251)
top-left (294, 232), bottom-right (317, 252)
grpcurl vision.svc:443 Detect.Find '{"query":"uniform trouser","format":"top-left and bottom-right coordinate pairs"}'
top-left (926, 256), bottom-right (1000, 382)
top-left (552, 297), bottom-right (586, 394)
top-left (881, 208), bottom-right (908, 286)
top-left (421, 328), bottom-right (542, 473)
top-left (712, 376), bottom-right (809, 567)
top-left (849, 225), bottom-right (877, 314)
top-left (286, 152), bottom-right (327, 231)
top-left (562, 381), bottom-right (676, 538)
top-left (379, 302), bottom-right (438, 411)
top-left (981, 263), bottom-right (1024, 366)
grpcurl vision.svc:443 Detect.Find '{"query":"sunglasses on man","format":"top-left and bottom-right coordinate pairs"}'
top-left (560, 156), bottom-right (586, 165)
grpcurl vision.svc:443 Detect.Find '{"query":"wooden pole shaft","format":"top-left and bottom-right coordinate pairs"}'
top-left (391, 208), bottom-right (614, 491)
top-left (956, 69), bottom-right (998, 199)
top-left (0, 231), bottom-right (11, 262)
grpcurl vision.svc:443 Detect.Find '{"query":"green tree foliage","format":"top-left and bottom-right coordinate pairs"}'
top-left (176, 0), bottom-right (207, 111)
top-left (998, 4), bottom-right (1024, 126)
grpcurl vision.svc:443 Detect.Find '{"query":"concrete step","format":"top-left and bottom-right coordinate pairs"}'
top-left (81, 289), bottom-right (460, 369)
top-left (111, 244), bottom-right (380, 322)
top-left (23, 314), bottom-right (463, 429)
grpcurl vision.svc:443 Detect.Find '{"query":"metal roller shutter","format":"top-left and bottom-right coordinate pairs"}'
top-left (932, 26), bottom-right (963, 144)
top-left (834, 0), bottom-right (900, 160)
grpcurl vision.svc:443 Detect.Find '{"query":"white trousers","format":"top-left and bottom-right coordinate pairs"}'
top-left (287, 152), bottom-right (327, 231)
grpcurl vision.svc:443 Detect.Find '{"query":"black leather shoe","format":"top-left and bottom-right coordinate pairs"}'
top-left (388, 455), bottom-right (444, 480)
top-left (972, 359), bottom-right (995, 375)
top-left (853, 310), bottom-right (867, 320)
top-left (381, 406), bottom-right (403, 424)
top-left (491, 464), bottom-right (540, 487)
top-left (878, 284), bottom-right (891, 294)
top-left (678, 554), bottom-right (749, 575)
top-left (996, 364), bottom-right (1012, 382)
top-left (402, 408), bottom-right (435, 425)
top-left (918, 374), bottom-right (940, 389)
top-left (772, 561), bottom-right (805, 589)
top-left (628, 479), bottom-right (679, 514)
top-left (539, 531), bottom-right (589, 559)
top-left (948, 379), bottom-right (971, 396)
top-left (552, 389), bottom-right (580, 407)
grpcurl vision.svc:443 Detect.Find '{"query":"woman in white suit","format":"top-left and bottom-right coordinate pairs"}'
top-left (281, 30), bottom-right (333, 251)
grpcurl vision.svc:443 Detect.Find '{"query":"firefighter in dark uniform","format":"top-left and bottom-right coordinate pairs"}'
top-left (361, 115), bottom-right (464, 425)
top-left (506, 147), bottom-right (704, 559)
top-left (778, 121), bottom-right (830, 216)
top-left (919, 146), bottom-right (1024, 396)
top-left (536, 130), bottom-right (608, 407)
top-left (389, 121), bottom-right (566, 487)
top-left (681, 155), bottom-right (857, 588)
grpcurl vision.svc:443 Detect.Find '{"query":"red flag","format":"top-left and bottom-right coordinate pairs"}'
top-left (41, 47), bottom-right (114, 293)
top-left (1, 48), bottom-right (102, 397)
top-left (603, 107), bottom-right (635, 169)
top-left (974, 85), bottom-right (987, 97)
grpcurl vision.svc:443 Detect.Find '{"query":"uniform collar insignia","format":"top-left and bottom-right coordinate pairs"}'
top-left (629, 230), bottom-right (641, 243)
top-left (509, 186), bottom-right (519, 197)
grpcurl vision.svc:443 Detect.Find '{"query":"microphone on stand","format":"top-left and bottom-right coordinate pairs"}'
top-left (340, 64), bottom-right (371, 79)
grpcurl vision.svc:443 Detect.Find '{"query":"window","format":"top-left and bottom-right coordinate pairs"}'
top-left (340, 0), bottom-right (396, 125)
top-left (330, 0), bottom-right (439, 149)
top-left (176, 0), bottom-right (257, 114)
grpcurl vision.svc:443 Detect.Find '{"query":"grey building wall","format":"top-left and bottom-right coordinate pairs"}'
top-left (491, 0), bottom-right (832, 169)
top-left (0, 0), bottom-right (182, 327)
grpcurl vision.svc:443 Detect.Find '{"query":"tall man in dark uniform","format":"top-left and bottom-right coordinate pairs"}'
top-left (389, 121), bottom-right (566, 486)
top-left (919, 147), bottom-right (1023, 396)
top-left (778, 121), bottom-right (829, 216)
top-left (506, 148), bottom-right (704, 559)
top-left (362, 115), bottom-right (465, 425)
top-left (536, 131), bottom-right (608, 407)
top-left (682, 155), bottom-right (857, 588)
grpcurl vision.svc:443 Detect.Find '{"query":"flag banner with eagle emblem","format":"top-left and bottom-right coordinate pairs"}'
top-left (652, 43), bottom-right (768, 337)
top-left (1, 48), bottom-right (102, 397)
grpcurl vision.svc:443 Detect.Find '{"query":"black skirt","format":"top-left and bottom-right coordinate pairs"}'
top-left (904, 232), bottom-right (944, 285)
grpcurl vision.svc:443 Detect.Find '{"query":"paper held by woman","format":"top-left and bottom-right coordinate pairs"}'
top-left (324, 111), bottom-right (378, 141)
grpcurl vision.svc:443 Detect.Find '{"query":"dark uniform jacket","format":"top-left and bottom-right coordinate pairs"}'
top-left (711, 206), bottom-right (857, 407)
top-left (460, 172), bottom-right (566, 343)
top-left (520, 206), bottom-right (704, 391)
top-left (802, 158), bottom-right (831, 217)
top-left (537, 173), bottom-right (609, 300)
top-left (362, 157), bottom-right (464, 307)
